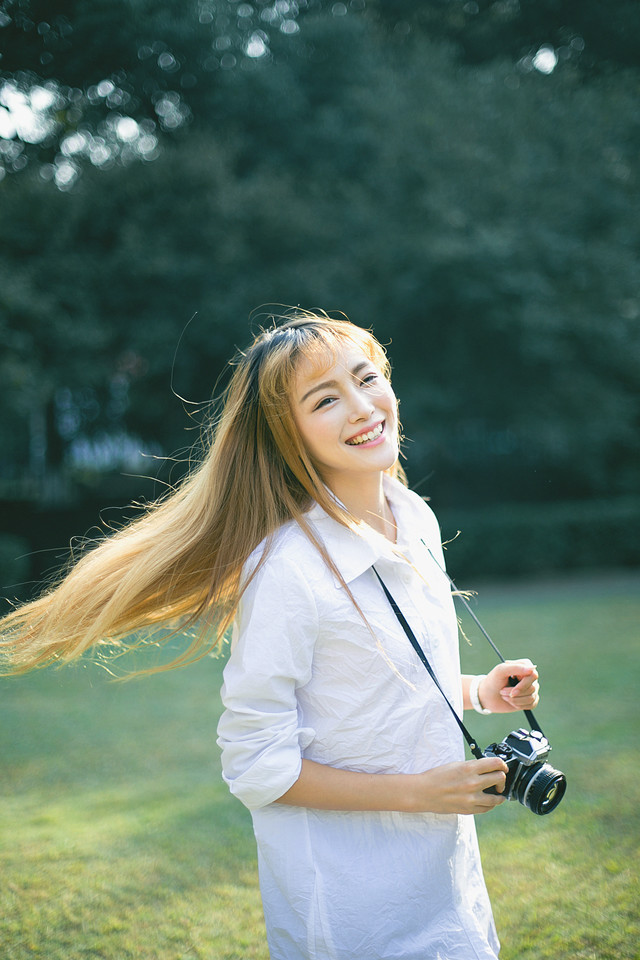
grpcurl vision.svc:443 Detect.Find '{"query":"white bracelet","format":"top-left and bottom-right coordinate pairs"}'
top-left (469, 674), bottom-right (492, 714)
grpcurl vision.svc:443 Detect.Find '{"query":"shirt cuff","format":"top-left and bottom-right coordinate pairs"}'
top-left (219, 721), bottom-right (316, 810)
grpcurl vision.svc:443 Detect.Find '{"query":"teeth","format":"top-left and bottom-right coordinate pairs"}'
top-left (347, 422), bottom-right (384, 445)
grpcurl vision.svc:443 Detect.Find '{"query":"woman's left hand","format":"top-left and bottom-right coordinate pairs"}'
top-left (479, 659), bottom-right (540, 714)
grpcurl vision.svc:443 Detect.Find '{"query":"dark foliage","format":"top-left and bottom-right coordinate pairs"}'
top-left (0, 0), bottom-right (638, 583)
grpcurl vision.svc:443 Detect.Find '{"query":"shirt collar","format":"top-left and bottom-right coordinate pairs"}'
top-left (305, 475), bottom-right (411, 585)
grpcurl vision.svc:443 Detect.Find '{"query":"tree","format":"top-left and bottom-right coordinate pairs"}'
top-left (367, 0), bottom-right (640, 75)
top-left (0, 0), bottom-right (313, 183)
top-left (0, 0), bottom-right (638, 518)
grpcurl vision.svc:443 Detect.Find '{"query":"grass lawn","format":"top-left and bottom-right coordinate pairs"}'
top-left (1, 570), bottom-right (638, 959)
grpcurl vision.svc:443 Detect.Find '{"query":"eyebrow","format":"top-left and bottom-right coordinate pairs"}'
top-left (299, 360), bottom-right (370, 404)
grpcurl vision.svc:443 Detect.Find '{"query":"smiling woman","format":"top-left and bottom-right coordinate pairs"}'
top-left (1, 308), bottom-right (540, 960)
top-left (292, 344), bottom-right (399, 538)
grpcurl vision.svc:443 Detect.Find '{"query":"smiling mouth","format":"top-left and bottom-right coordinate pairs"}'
top-left (345, 421), bottom-right (385, 445)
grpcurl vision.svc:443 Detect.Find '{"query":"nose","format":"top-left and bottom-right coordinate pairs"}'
top-left (347, 386), bottom-right (375, 423)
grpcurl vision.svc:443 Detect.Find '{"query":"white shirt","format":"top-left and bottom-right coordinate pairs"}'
top-left (217, 477), bottom-right (500, 960)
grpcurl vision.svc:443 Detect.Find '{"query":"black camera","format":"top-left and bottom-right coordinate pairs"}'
top-left (483, 728), bottom-right (566, 816)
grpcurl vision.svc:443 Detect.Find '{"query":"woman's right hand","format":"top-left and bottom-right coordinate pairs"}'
top-left (410, 758), bottom-right (509, 815)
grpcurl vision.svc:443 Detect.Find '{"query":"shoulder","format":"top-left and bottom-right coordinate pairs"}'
top-left (235, 521), bottom-right (325, 638)
top-left (402, 484), bottom-right (439, 521)
top-left (243, 516), bottom-right (329, 588)
top-left (385, 475), bottom-right (442, 536)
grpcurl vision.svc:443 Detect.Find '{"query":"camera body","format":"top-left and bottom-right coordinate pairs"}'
top-left (483, 727), bottom-right (566, 815)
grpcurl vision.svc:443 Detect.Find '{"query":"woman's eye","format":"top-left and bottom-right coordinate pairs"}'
top-left (314, 396), bottom-right (336, 410)
top-left (361, 373), bottom-right (378, 385)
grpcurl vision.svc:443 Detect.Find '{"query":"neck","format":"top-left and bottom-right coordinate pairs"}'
top-left (326, 473), bottom-right (397, 543)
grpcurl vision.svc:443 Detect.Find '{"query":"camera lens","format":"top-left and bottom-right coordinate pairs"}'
top-left (517, 762), bottom-right (567, 816)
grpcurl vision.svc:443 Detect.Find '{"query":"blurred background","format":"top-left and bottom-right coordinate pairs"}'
top-left (0, 0), bottom-right (638, 595)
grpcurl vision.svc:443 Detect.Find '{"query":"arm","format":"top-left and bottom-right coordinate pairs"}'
top-left (219, 545), bottom-right (512, 818)
top-left (419, 502), bottom-right (540, 717)
top-left (217, 554), bottom-right (320, 810)
top-left (462, 659), bottom-right (540, 714)
top-left (277, 756), bottom-right (509, 816)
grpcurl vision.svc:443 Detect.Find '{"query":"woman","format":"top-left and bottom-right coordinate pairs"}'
top-left (1, 310), bottom-right (539, 959)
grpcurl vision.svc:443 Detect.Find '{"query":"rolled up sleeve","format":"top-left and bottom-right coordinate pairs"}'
top-left (216, 553), bottom-right (319, 810)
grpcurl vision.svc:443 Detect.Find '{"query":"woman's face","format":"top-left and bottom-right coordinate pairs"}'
top-left (292, 342), bottom-right (399, 489)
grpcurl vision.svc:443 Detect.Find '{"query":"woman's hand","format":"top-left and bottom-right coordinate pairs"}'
top-left (477, 659), bottom-right (540, 714)
top-left (410, 757), bottom-right (508, 815)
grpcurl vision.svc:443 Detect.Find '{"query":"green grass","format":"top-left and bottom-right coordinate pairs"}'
top-left (1, 570), bottom-right (638, 959)
top-left (459, 571), bottom-right (640, 960)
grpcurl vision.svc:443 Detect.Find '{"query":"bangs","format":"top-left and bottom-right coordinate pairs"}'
top-left (292, 322), bottom-right (390, 384)
top-left (255, 314), bottom-right (391, 404)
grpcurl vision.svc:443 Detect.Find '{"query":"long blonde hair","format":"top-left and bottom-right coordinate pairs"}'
top-left (0, 310), bottom-right (406, 675)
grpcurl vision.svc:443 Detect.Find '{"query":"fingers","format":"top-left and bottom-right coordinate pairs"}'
top-left (469, 760), bottom-right (508, 813)
top-left (500, 660), bottom-right (539, 710)
top-left (482, 659), bottom-right (540, 712)
top-left (476, 756), bottom-right (509, 776)
top-left (419, 759), bottom-right (509, 815)
top-left (467, 758), bottom-right (508, 814)
top-left (476, 756), bottom-right (508, 793)
top-left (503, 683), bottom-right (539, 711)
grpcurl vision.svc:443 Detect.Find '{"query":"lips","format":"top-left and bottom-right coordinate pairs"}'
top-left (345, 421), bottom-right (385, 445)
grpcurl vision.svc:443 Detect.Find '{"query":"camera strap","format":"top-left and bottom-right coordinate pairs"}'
top-left (372, 567), bottom-right (484, 760)
top-left (420, 545), bottom-right (544, 738)
top-left (372, 564), bottom-right (544, 757)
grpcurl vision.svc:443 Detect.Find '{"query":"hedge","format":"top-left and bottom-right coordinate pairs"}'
top-left (435, 497), bottom-right (640, 581)
top-left (0, 534), bottom-right (31, 595)
top-left (1, 499), bottom-right (638, 600)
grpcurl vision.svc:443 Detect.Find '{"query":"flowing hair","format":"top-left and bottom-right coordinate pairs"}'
top-left (0, 310), bottom-right (406, 676)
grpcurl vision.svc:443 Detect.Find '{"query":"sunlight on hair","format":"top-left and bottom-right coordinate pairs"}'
top-left (0, 309), bottom-right (405, 679)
